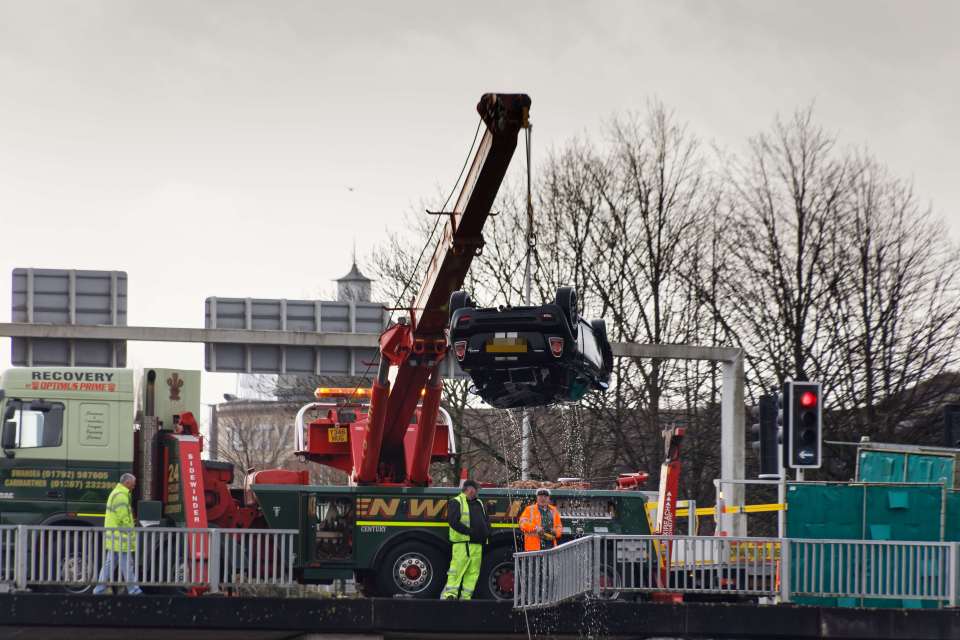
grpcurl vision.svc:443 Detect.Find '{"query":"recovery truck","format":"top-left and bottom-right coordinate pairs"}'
top-left (0, 93), bottom-right (654, 599)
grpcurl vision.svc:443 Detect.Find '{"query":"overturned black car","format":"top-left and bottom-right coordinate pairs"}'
top-left (447, 287), bottom-right (614, 409)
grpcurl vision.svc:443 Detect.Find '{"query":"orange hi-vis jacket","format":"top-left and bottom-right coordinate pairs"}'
top-left (518, 503), bottom-right (563, 551)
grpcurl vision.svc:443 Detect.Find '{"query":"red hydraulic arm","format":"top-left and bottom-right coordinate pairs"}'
top-left (654, 426), bottom-right (685, 601)
top-left (355, 93), bottom-right (531, 485)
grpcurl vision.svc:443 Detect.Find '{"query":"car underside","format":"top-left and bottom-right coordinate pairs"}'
top-left (447, 287), bottom-right (613, 409)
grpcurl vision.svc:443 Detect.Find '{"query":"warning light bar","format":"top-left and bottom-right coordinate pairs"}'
top-left (313, 387), bottom-right (429, 399)
top-left (314, 387), bottom-right (373, 399)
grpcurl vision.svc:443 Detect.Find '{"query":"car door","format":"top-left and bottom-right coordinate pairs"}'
top-left (0, 399), bottom-right (68, 524)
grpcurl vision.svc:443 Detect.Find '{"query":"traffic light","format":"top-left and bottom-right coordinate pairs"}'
top-left (750, 394), bottom-right (780, 478)
top-left (945, 404), bottom-right (960, 449)
top-left (785, 380), bottom-right (822, 469)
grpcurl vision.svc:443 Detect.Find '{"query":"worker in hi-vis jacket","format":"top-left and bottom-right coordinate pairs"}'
top-left (441, 479), bottom-right (490, 599)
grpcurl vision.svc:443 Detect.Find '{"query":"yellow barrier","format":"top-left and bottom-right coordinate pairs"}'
top-left (647, 502), bottom-right (786, 518)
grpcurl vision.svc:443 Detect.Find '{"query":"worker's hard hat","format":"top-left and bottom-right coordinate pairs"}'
top-left (536, 488), bottom-right (551, 497)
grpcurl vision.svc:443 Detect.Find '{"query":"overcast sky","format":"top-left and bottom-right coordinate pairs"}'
top-left (1, 1), bottom-right (958, 407)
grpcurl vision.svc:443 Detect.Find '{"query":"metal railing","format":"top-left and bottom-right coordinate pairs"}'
top-left (514, 534), bottom-right (960, 610)
top-left (0, 525), bottom-right (298, 593)
top-left (598, 534), bottom-right (780, 597)
top-left (785, 538), bottom-right (957, 603)
top-left (514, 535), bottom-right (594, 609)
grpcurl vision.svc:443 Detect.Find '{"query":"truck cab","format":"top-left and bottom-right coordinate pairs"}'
top-left (0, 366), bottom-right (205, 528)
top-left (0, 368), bottom-right (135, 526)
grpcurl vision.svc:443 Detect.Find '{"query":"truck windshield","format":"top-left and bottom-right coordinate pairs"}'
top-left (2, 400), bottom-right (65, 448)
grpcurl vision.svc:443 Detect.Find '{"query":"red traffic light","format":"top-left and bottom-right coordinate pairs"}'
top-left (800, 391), bottom-right (818, 408)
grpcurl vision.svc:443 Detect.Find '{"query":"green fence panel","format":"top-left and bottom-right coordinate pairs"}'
top-left (906, 455), bottom-right (954, 485)
top-left (858, 451), bottom-right (905, 483)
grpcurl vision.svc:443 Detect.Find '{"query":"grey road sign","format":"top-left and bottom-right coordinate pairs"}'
top-left (204, 297), bottom-right (392, 375)
top-left (11, 268), bottom-right (127, 367)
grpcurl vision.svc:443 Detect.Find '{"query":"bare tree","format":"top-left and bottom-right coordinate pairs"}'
top-left (366, 101), bottom-right (960, 505)
top-left (826, 154), bottom-right (960, 448)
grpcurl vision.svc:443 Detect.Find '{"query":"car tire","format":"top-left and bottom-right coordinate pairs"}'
top-left (376, 542), bottom-right (445, 598)
top-left (474, 545), bottom-right (516, 601)
top-left (591, 319), bottom-right (614, 373)
top-left (555, 287), bottom-right (579, 329)
top-left (449, 290), bottom-right (472, 320)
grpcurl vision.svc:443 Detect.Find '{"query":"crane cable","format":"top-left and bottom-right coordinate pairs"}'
top-left (522, 125), bottom-right (536, 306)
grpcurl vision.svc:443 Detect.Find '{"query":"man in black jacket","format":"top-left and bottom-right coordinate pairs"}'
top-left (441, 479), bottom-right (490, 599)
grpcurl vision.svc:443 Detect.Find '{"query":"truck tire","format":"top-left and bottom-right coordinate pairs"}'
top-left (36, 523), bottom-right (98, 594)
top-left (56, 542), bottom-right (99, 595)
top-left (554, 287), bottom-right (578, 329)
top-left (474, 545), bottom-right (515, 601)
top-left (143, 541), bottom-right (190, 595)
top-left (375, 541), bottom-right (445, 598)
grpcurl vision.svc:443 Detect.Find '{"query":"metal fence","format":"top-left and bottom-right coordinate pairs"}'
top-left (598, 534), bottom-right (780, 597)
top-left (514, 535), bottom-right (594, 609)
top-left (785, 538), bottom-right (957, 603)
top-left (0, 525), bottom-right (298, 593)
top-left (514, 534), bottom-right (960, 610)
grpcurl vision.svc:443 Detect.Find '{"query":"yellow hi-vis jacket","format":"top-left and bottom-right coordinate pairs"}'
top-left (448, 492), bottom-right (472, 543)
top-left (103, 483), bottom-right (136, 552)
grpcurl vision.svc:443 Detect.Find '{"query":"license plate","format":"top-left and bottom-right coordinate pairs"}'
top-left (486, 338), bottom-right (528, 353)
top-left (328, 426), bottom-right (348, 443)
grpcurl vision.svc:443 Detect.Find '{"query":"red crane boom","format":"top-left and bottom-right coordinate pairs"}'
top-left (298, 93), bottom-right (530, 486)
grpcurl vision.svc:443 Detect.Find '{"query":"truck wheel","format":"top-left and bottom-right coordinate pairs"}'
top-left (586, 563), bottom-right (621, 600)
top-left (58, 543), bottom-right (99, 594)
top-left (554, 287), bottom-right (578, 329)
top-left (449, 290), bottom-right (472, 320)
top-left (376, 542), bottom-right (444, 598)
top-left (475, 545), bottom-right (515, 601)
top-left (34, 525), bottom-right (98, 594)
top-left (40, 540), bottom-right (99, 594)
top-left (142, 543), bottom-right (190, 595)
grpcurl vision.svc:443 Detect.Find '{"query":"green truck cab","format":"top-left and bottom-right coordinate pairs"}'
top-left (0, 366), bottom-right (199, 527)
top-left (0, 368), bottom-right (136, 526)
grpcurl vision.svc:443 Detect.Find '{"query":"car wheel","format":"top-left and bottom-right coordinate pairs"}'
top-left (554, 287), bottom-right (578, 328)
top-left (475, 545), bottom-right (515, 601)
top-left (591, 319), bottom-right (614, 373)
top-left (449, 290), bottom-right (472, 320)
top-left (376, 542), bottom-right (445, 598)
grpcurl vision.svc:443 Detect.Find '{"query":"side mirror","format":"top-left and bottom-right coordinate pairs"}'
top-left (1, 421), bottom-right (16, 450)
top-left (3, 405), bottom-right (15, 420)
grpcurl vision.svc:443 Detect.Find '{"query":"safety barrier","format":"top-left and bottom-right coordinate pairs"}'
top-left (785, 538), bottom-right (958, 603)
top-left (0, 524), bottom-right (298, 593)
top-left (514, 534), bottom-right (960, 610)
top-left (513, 535), bottom-right (594, 609)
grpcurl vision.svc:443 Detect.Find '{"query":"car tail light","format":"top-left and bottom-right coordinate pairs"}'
top-left (548, 337), bottom-right (564, 357)
top-left (454, 341), bottom-right (467, 361)
top-left (457, 315), bottom-right (472, 326)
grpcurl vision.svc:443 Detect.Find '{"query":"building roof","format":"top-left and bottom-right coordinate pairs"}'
top-left (336, 261), bottom-right (372, 283)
